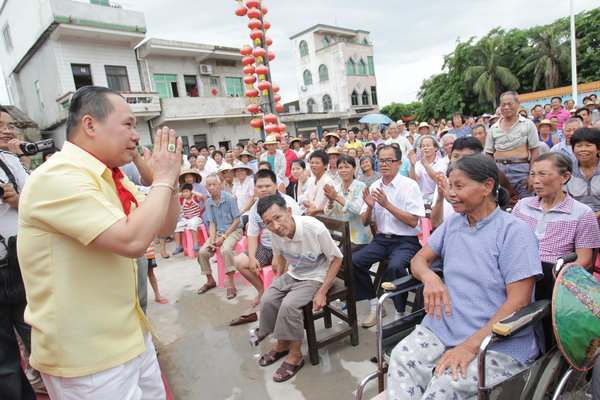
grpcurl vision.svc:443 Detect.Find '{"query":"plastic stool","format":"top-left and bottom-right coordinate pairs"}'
top-left (419, 217), bottom-right (432, 246)
top-left (182, 230), bottom-right (196, 259)
top-left (216, 236), bottom-right (251, 289)
top-left (260, 265), bottom-right (275, 289)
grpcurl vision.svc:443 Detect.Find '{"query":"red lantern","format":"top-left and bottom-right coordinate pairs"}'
top-left (275, 103), bottom-right (284, 112)
top-left (278, 123), bottom-right (287, 133)
top-left (234, 5), bottom-right (248, 16)
top-left (261, 5), bottom-right (268, 14)
top-left (250, 118), bottom-right (263, 128)
top-left (245, 0), bottom-right (260, 8)
top-left (247, 7), bottom-right (261, 19)
top-left (263, 20), bottom-right (271, 30)
top-left (240, 45), bottom-right (253, 56)
top-left (243, 65), bottom-right (255, 75)
top-left (255, 64), bottom-right (269, 75)
top-left (248, 18), bottom-right (262, 30)
top-left (265, 124), bottom-right (278, 133)
top-left (257, 80), bottom-right (271, 91)
top-left (250, 29), bottom-right (264, 40)
top-left (245, 88), bottom-right (259, 98)
top-left (264, 113), bottom-right (277, 124)
top-left (274, 94), bottom-right (281, 102)
top-left (247, 103), bottom-right (260, 114)
top-left (252, 47), bottom-right (266, 58)
top-left (272, 84), bottom-right (281, 93)
top-left (242, 55), bottom-right (255, 65)
top-left (243, 75), bottom-right (257, 85)
top-left (265, 37), bottom-right (273, 46)
top-left (268, 52), bottom-right (275, 61)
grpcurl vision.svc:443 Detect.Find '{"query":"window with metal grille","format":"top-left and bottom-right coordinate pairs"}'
top-left (105, 66), bottom-right (130, 91)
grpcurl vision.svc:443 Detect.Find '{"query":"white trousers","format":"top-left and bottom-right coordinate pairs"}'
top-left (41, 333), bottom-right (165, 400)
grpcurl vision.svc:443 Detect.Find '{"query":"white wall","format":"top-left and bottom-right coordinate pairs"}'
top-left (161, 118), bottom-right (260, 150)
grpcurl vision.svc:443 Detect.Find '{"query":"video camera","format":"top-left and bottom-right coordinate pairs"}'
top-left (19, 139), bottom-right (55, 156)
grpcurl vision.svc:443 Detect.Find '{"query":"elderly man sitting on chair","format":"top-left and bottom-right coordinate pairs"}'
top-left (256, 194), bottom-right (343, 382)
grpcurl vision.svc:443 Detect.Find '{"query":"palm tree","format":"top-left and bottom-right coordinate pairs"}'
top-left (465, 37), bottom-right (520, 109)
top-left (519, 23), bottom-right (569, 91)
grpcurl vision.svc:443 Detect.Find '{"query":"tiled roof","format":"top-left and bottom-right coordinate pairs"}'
top-left (519, 81), bottom-right (600, 102)
top-left (3, 105), bottom-right (38, 128)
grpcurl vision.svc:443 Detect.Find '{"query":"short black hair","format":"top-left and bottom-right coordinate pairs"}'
top-left (258, 161), bottom-right (272, 170)
top-left (187, 154), bottom-right (197, 161)
top-left (199, 146), bottom-right (208, 151)
top-left (452, 137), bottom-right (483, 153)
top-left (551, 96), bottom-right (562, 103)
top-left (452, 112), bottom-right (466, 125)
top-left (208, 145), bottom-right (216, 149)
top-left (291, 158), bottom-right (306, 169)
top-left (582, 96), bottom-right (592, 103)
top-left (309, 149), bottom-right (328, 165)
top-left (0, 105), bottom-right (9, 114)
top-left (571, 128), bottom-right (600, 152)
top-left (190, 145), bottom-right (198, 150)
top-left (257, 194), bottom-right (287, 217)
top-left (302, 139), bottom-right (310, 146)
top-left (337, 155), bottom-right (356, 168)
top-left (212, 150), bottom-right (223, 158)
top-left (180, 183), bottom-right (193, 191)
top-left (254, 168), bottom-right (276, 184)
top-left (378, 144), bottom-right (402, 160)
top-left (575, 107), bottom-right (590, 116)
top-left (66, 86), bottom-right (121, 139)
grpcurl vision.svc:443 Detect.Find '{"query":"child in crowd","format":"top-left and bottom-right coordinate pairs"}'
top-left (146, 242), bottom-right (168, 304)
top-left (172, 183), bottom-right (205, 255)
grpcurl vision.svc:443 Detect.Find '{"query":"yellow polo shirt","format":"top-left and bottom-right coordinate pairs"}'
top-left (343, 140), bottom-right (363, 149)
top-left (17, 141), bottom-right (150, 377)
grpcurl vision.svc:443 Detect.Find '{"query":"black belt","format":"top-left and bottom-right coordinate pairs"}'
top-left (495, 157), bottom-right (529, 165)
top-left (0, 257), bottom-right (9, 268)
top-left (379, 233), bottom-right (415, 239)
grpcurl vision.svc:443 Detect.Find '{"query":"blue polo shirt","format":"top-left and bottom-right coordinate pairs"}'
top-left (205, 191), bottom-right (242, 234)
top-left (422, 207), bottom-right (542, 364)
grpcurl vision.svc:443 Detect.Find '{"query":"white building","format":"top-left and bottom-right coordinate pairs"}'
top-left (136, 38), bottom-right (255, 151)
top-left (289, 24), bottom-right (379, 116)
top-left (0, 0), bottom-right (160, 144)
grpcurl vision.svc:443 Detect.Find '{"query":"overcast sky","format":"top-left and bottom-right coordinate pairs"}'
top-left (0, 0), bottom-right (595, 107)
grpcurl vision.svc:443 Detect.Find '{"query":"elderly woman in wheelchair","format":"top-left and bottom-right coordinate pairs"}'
top-left (386, 154), bottom-right (543, 399)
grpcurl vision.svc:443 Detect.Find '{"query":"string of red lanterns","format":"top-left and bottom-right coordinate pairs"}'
top-left (233, 0), bottom-right (287, 139)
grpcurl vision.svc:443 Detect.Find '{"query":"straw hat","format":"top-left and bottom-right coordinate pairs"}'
top-left (264, 135), bottom-right (279, 145)
top-left (217, 163), bottom-right (233, 176)
top-left (417, 122), bottom-right (432, 134)
top-left (179, 169), bottom-right (202, 184)
top-left (396, 120), bottom-right (405, 126)
top-left (290, 137), bottom-right (302, 144)
top-left (231, 164), bottom-right (254, 174)
top-left (537, 119), bottom-right (554, 131)
top-left (324, 132), bottom-right (340, 140)
top-left (326, 146), bottom-right (342, 155)
top-left (236, 150), bottom-right (255, 160)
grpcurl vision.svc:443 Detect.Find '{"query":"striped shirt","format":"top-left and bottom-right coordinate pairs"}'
top-left (181, 195), bottom-right (202, 219)
top-left (512, 193), bottom-right (600, 264)
top-left (145, 243), bottom-right (155, 260)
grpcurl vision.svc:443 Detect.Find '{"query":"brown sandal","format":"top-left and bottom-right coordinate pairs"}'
top-left (273, 360), bottom-right (305, 382)
top-left (226, 287), bottom-right (237, 299)
top-left (197, 283), bottom-right (216, 294)
top-left (258, 349), bottom-right (289, 367)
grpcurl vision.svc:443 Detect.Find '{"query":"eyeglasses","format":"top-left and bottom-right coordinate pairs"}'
top-left (379, 159), bottom-right (399, 165)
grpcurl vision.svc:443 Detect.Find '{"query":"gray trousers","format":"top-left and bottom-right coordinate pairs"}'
top-left (197, 228), bottom-right (243, 275)
top-left (136, 256), bottom-right (148, 314)
top-left (496, 162), bottom-right (533, 199)
top-left (387, 325), bottom-right (526, 400)
top-left (259, 273), bottom-right (322, 341)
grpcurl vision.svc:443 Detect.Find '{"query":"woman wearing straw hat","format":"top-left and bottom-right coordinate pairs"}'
top-left (325, 131), bottom-right (340, 147)
top-left (217, 163), bottom-right (234, 194)
top-left (236, 149), bottom-right (257, 173)
top-left (537, 119), bottom-right (558, 148)
top-left (259, 136), bottom-right (287, 186)
top-left (231, 164), bottom-right (255, 227)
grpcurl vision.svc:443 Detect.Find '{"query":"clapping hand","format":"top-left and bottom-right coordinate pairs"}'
top-left (362, 186), bottom-right (376, 208)
top-left (436, 171), bottom-right (450, 199)
top-left (144, 126), bottom-right (182, 186)
top-left (407, 150), bottom-right (417, 166)
top-left (323, 184), bottom-right (337, 202)
top-left (372, 188), bottom-right (390, 208)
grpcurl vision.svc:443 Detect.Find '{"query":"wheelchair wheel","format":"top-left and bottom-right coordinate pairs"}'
top-left (533, 350), bottom-right (593, 399)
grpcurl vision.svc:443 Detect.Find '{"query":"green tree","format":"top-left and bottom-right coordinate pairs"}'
top-left (519, 23), bottom-right (570, 91)
top-left (465, 36), bottom-right (520, 109)
top-left (575, 8), bottom-right (600, 83)
top-left (380, 102), bottom-right (422, 122)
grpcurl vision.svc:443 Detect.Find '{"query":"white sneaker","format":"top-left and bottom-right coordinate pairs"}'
top-left (362, 308), bottom-right (386, 328)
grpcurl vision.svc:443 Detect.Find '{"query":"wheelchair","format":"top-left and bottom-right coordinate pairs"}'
top-left (355, 253), bottom-right (595, 400)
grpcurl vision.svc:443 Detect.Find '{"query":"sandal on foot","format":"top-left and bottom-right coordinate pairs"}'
top-left (155, 298), bottom-right (169, 304)
top-left (197, 283), bottom-right (216, 294)
top-left (258, 349), bottom-right (290, 367)
top-left (273, 360), bottom-right (305, 382)
top-left (226, 287), bottom-right (237, 299)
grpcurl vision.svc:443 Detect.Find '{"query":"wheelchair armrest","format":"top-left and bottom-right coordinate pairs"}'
top-left (492, 299), bottom-right (551, 337)
top-left (381, 268), bottom-right (443, 293)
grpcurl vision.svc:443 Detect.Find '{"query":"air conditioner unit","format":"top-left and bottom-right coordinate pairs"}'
top-left (300, 85), bottom-right (307, 91)
top-left (199, 64), bottom-right (213, 75)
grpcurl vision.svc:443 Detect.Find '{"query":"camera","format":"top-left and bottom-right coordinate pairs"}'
top-left (19, 139), bottom-right (55, 156)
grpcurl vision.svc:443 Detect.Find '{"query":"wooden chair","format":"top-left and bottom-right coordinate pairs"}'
top-left (302, 215), bottom-right (359, 365)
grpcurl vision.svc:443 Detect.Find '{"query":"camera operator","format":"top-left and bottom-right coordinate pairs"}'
top-left (0, 105), bottom-right (37, 399)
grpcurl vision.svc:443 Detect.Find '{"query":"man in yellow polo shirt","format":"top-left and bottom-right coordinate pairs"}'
top-left (18, 86), bottom-right (182, 399)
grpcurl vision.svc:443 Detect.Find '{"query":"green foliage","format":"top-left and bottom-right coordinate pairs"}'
top-left (402, 7), bottom-right (600, 120)
top-left (380, 101), bottom-right (422, 122)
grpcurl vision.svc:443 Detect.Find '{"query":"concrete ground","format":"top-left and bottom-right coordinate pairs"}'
top-left (146, 241), bottom-right (385, 400)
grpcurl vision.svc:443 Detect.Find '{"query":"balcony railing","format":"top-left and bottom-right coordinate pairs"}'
top-left (56, 91), bottom-right (161, 121)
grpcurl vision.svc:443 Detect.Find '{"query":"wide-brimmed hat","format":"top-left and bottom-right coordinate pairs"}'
top-left (179, 169), bottom-right (202, 184)
top-left (236, 150), bottom-right (255, 160)
top-left (537, 119), bottom-right (554, 130)
top-left (324, 132), bottom-right (340, 140)
top-left (231, 164), bottom-right (254, 174)
top-left (290, 137), bottom-right (302, 144)
top-left (396, 120), bottom-right (405, 126)
top-left (326, 146), bottom-right (342, 155)
top-left (264, 135), bottom-right (279, 145)
top-left (417, 122), bottom-right (432, 134)
top-left (217, 163), bottom-right (233, 175)
top-left (482, 113), bottom-right (493, 118)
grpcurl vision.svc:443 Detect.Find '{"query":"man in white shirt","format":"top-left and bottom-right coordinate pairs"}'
top-left (385, 122), bottom-right (412, 160)
top-left (303, 149), bottom-right (335, 216)
top-left (352, 145), bottom-right (425, 327)
top-left (256, 195), bottom-right (342, 382)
